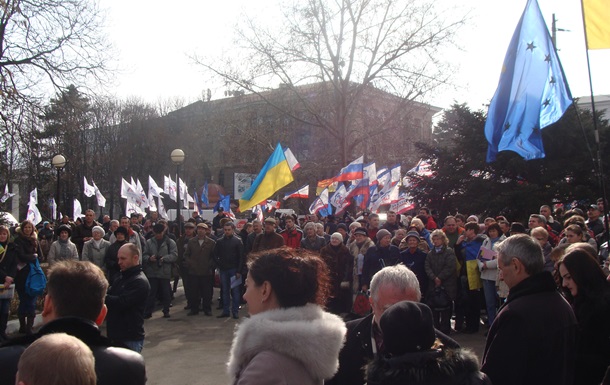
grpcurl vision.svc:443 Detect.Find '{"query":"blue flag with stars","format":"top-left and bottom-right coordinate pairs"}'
top-left (485, 0), bottom-right (572, 162)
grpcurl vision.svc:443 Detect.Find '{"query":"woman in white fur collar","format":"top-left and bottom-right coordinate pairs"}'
top-left (227, 247), bottom-right (347, 385)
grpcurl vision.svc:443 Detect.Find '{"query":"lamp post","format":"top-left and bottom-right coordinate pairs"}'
top-left (51, 154), bottom-right (66, 222)
top-left (171, 149), bottom-right (186, 236)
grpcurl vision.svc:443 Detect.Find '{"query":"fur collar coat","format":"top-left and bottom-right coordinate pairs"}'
top-left (227, 304), bottom-right (346, 385)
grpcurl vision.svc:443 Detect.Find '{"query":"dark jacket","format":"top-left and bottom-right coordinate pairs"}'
top-left (280, 227), bottom-right (303, 249)
top-left (425, 246), bottom-right (458, 300)
top-left (105, 239), bottom-right (128, 283)
top-left (105, 265), bottom-right (150, 342)
top-left (72, 220), bottom-right (101, 255)
top-left (12, 234), bottom-right (38, 293)
top-left (184, 236), bottom-right (216, 276)
top-left (366, 347), bottom-right (491, 385)
top-left (213, 234), bottom-right (244, 271)
top-left (0, 242), bottom-right (17, 284)
top-left (326, 313), bottom-right (460, 385)
top-left (481, 272), bottom-right (577, 385)
top-left (251, 231), bottom-right (284, 253)
top-left (142, 235), bottom-right (178, 279)
top-left (0, 317), bottom-right (146, 385)
top-left (320, 243), bottom-right (351, 298)
top-left (399, 248), bottom-right (429, 297)
top-left (301, 235), bottom-right (327, 252)
top-left (361, 245), bottom-right (400, 288)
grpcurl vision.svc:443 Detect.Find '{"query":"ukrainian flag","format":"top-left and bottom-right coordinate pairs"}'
top-left (239, 143), bottom-right (294, 212)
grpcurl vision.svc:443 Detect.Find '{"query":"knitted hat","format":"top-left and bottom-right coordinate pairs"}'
top-left (353, 227), bottom-right (368, 237)
top-left (91, 226), bottom-right (105, 235)
top-left (405, 231), bottom-right (420, 241)
top-left (331, 232), bottom-right (343, 242)
top-left (376, 229), bottom-right (392, 242)
top-left (380, 301), bottom-right (436, 355)
top-left (337, 223), bottom-right (348, 231)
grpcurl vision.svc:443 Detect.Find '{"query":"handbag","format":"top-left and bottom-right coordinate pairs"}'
top-left (427, 286), bottom-right (452, 311)
top-left (0, 284), bottom-right (15, 299)
top-left (351, 290), bottom-right (371, 317)
top-left (25, 258), bottom-right (47, 297)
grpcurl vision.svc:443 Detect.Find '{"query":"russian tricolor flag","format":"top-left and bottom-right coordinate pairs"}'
top-left (334, 156), bottom-right (364, 182)
top-left (283, 185), bottom-right (309, 200)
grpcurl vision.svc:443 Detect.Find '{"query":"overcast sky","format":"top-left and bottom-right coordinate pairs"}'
top-left (98, 0), bottom-right (610, 111)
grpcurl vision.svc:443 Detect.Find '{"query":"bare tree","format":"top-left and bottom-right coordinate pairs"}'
top-left (0, 0), bottom-right (112, 118)
top-left (195, 0), bottom-right (465, 165)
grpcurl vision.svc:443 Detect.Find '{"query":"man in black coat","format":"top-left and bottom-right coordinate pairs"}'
top-left (326, 264), bottom-right (459, 385)
top-left (105, 243), bottom-right (150, 352)
top-left (214, 222), bottom-right (244, 319)
top-left (481, 234), bottom-right (577, 385)
top-left (0, 260), bottom-right (146, 385)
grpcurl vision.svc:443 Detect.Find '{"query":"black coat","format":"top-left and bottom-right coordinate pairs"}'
top-left (105, 265), bottom-right (151, 342)
top-left (366, 347), bottom-right (491, 385)
top-left (481, 272), bottom-right (577, 385)
top-left (0, 242), bottom-right (17, 283)
top-left (361, 245), bottom-right (400, 288)
top-left (12, 234), bottom-right (38, 293)
top-left (0, 317), bottom-right (146, 385)
top-left (326, 313), bottom-right (460, 385)
top-left (213, 235), bottom-right (244, 271)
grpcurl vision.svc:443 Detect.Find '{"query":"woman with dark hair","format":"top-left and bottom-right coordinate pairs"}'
top-left (0, 225), bottom-right (18, 340)
top-left (366, 301), bottom-right (490, 385)
top-left (557, 248), bottom-right (610, 385)
top-left (12, 220), bottom-right (40, 334)
top-left (227, 247), bottom-right (346, 385)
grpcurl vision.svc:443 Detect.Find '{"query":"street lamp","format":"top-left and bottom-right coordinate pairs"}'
top-left (171, 149), bottom-right (186, 236)
top-left (51, 154), bottom-right (66, 222)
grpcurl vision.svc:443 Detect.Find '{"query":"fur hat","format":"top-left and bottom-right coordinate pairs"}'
top-left (380, 301), bottom-right (436, 355)
top-left (91, 226), bottom-right (105, 235)
top-left (353, 227), bottom-right (368, 237)
top-left (55, 224), bottom-right (72, 237)
top-left (331, 232), bottom-right (343, 242)
top-left (152, 223), bottom-right (165, 234)
top-left (114, 226), bottom-right (129, 237)
top-left (376, 229), bottom-right (392, 242)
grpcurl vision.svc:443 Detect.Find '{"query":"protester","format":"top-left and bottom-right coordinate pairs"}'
top-left (12, 220), bottom-right (39, 335)
top-left (361, 229), bottom-right (400, 291)
top-left (366, 301), bottom-right (491, 385)
top-left (82, 226), bottom-right (111, 271)
top-left (143, 223), bottom-right (177, 319)
top-left (227, 247), bottom-right (345, 384)
top-left (481, 234), bottom-right (577, 385)
top-left (479, 222), bottom-right (505, 328)
top-left (320, 232), bottom-right (351, 314)
top-left (557, 247), bottom-right (610, 385)
top-left (0, 225), bottom-right (17, 341)
top-left (0, 260), bottom-right (146, 385)
top-left (251, 218), bottom-right (284, 252)
top-left (15, 333), bottom-right (96, 385)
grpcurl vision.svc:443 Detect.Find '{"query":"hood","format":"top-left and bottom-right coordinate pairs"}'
top-left (227, 303), bottom-right (346, 382)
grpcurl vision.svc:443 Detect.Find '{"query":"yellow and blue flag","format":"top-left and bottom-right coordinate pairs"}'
top-left (485, 0), bottom-right (572, 162)
top-left (583, 0), bottom-right (610, 50)
top-left (239, 143), bottom-right (294, 212)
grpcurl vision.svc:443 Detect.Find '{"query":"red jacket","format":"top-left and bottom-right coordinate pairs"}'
top-left (281, 228), bottom-right (303, 249)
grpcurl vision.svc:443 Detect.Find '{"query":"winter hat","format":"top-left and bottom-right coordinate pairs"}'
top-left (55, 224), bottom-right (72, 237)
top-left (152, 223), bottom-right (166, 234)
top-left (509, 222), bottom-right (526, 235)
top-left (405, 231), bottom-right (420, 242)
top-left (376, 229), bottom-right (392, 242)
top-left (380, 301), bottom-right (436, 355)
top-left (353, 227), bottom-right (368, 237)
top-left (91, 226), bottom-right (105, 236)
top-left (337, 223), bottom-right (348, 232)
top-left (331, 232), bottom-right (343, 242)
top-left (114, 226), bottom-right (129, 237)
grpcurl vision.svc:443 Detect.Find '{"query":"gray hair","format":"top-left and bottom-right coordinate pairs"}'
top-left (370, 264), bottom-right (421, 302)
top-left (109, 219), bottom-right (119, 227)
top-left (314, 222), bottom-right (324, 231)
top-left (304, 222), bottom-right (316, 232)
top-left (496, 234), bottom-right (544, 275)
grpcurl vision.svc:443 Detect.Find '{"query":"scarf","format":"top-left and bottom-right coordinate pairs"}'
top-left (57, 238), bottom-right (72, 261)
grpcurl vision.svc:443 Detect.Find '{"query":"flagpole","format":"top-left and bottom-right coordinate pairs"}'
top-left (578, 0), bottom-right (610, 247)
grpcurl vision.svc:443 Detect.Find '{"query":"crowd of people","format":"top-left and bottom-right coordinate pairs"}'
top-left (0, 199), bottom-right (610, 384)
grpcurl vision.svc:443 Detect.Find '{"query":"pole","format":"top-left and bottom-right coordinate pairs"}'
top-left (56, 168), bottom-right (61, 223)
top-left (176, 166), bottom-right (182, 237)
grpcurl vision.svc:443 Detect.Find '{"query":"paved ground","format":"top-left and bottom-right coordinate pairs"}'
top-left (8, 286), bottom-right (489, 385)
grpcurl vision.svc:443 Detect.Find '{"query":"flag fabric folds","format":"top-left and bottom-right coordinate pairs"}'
top-left (26, 201), bottom-right (42, 224)
top-left (83, 177), bottom-right (95, 198)
top-left (334, 156), bottom-right (364, 182)
top-left (215, 193), bottom-right (231, 213)
top-left (29, 188), bottom-right (37, 205)
top-left (484, 0), bottom-right (572, 162)
top-left (1, 184), bottom-right (14, 203)
top-left (283, 185), bottom-right (309, 200)
top-left (73, 199), bottom-right (84, 219)
top-left (239, 143), bottom-right (294, 212)
top-left (93, 181), bottom-right (106, 207)
top-left (201, 181), bottom-right (209, 208)
top-left (283, 147), bottom-right (300, 171)
top-left (309, 188), bottom-right (330, 214)
top-left (583, 0), bottom-right (610, 50)
top-left (148, 176), bottom-right (164, 197)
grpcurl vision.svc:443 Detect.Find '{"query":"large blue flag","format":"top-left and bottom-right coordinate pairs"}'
top-left (485, 0), bottom-right (572, 162)
top-left (201, 181), bottom-right (209, 208)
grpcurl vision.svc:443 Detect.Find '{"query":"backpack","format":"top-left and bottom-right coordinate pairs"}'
top-left (25, 259), bottom-right (47, 297)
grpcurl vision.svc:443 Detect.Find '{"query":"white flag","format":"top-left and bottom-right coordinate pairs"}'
top-left (93, 181), bottom-right (106, 207)
top-left (164, 176), bottom-right (177, 202)
top-left (0, 184), bottom-right (14, 203)
top-left (83, 177), bottom-right (95, 197)
top-left (50, 198), bottom-right (57, 221)
top-left (74, 199), bottom-right (84, 219)
top-left (148, 191), bottom-right (157, 211)
top-left (26, 200), bottom-right (42, 224)
top-left (149, 176), bottom-right (164, 197)
top-left (136, 179), bottom-right (150, 209)
top-left (29, 188), bottom-right (38, 205)
top-left (121, 178), bottom-right (143, 206)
